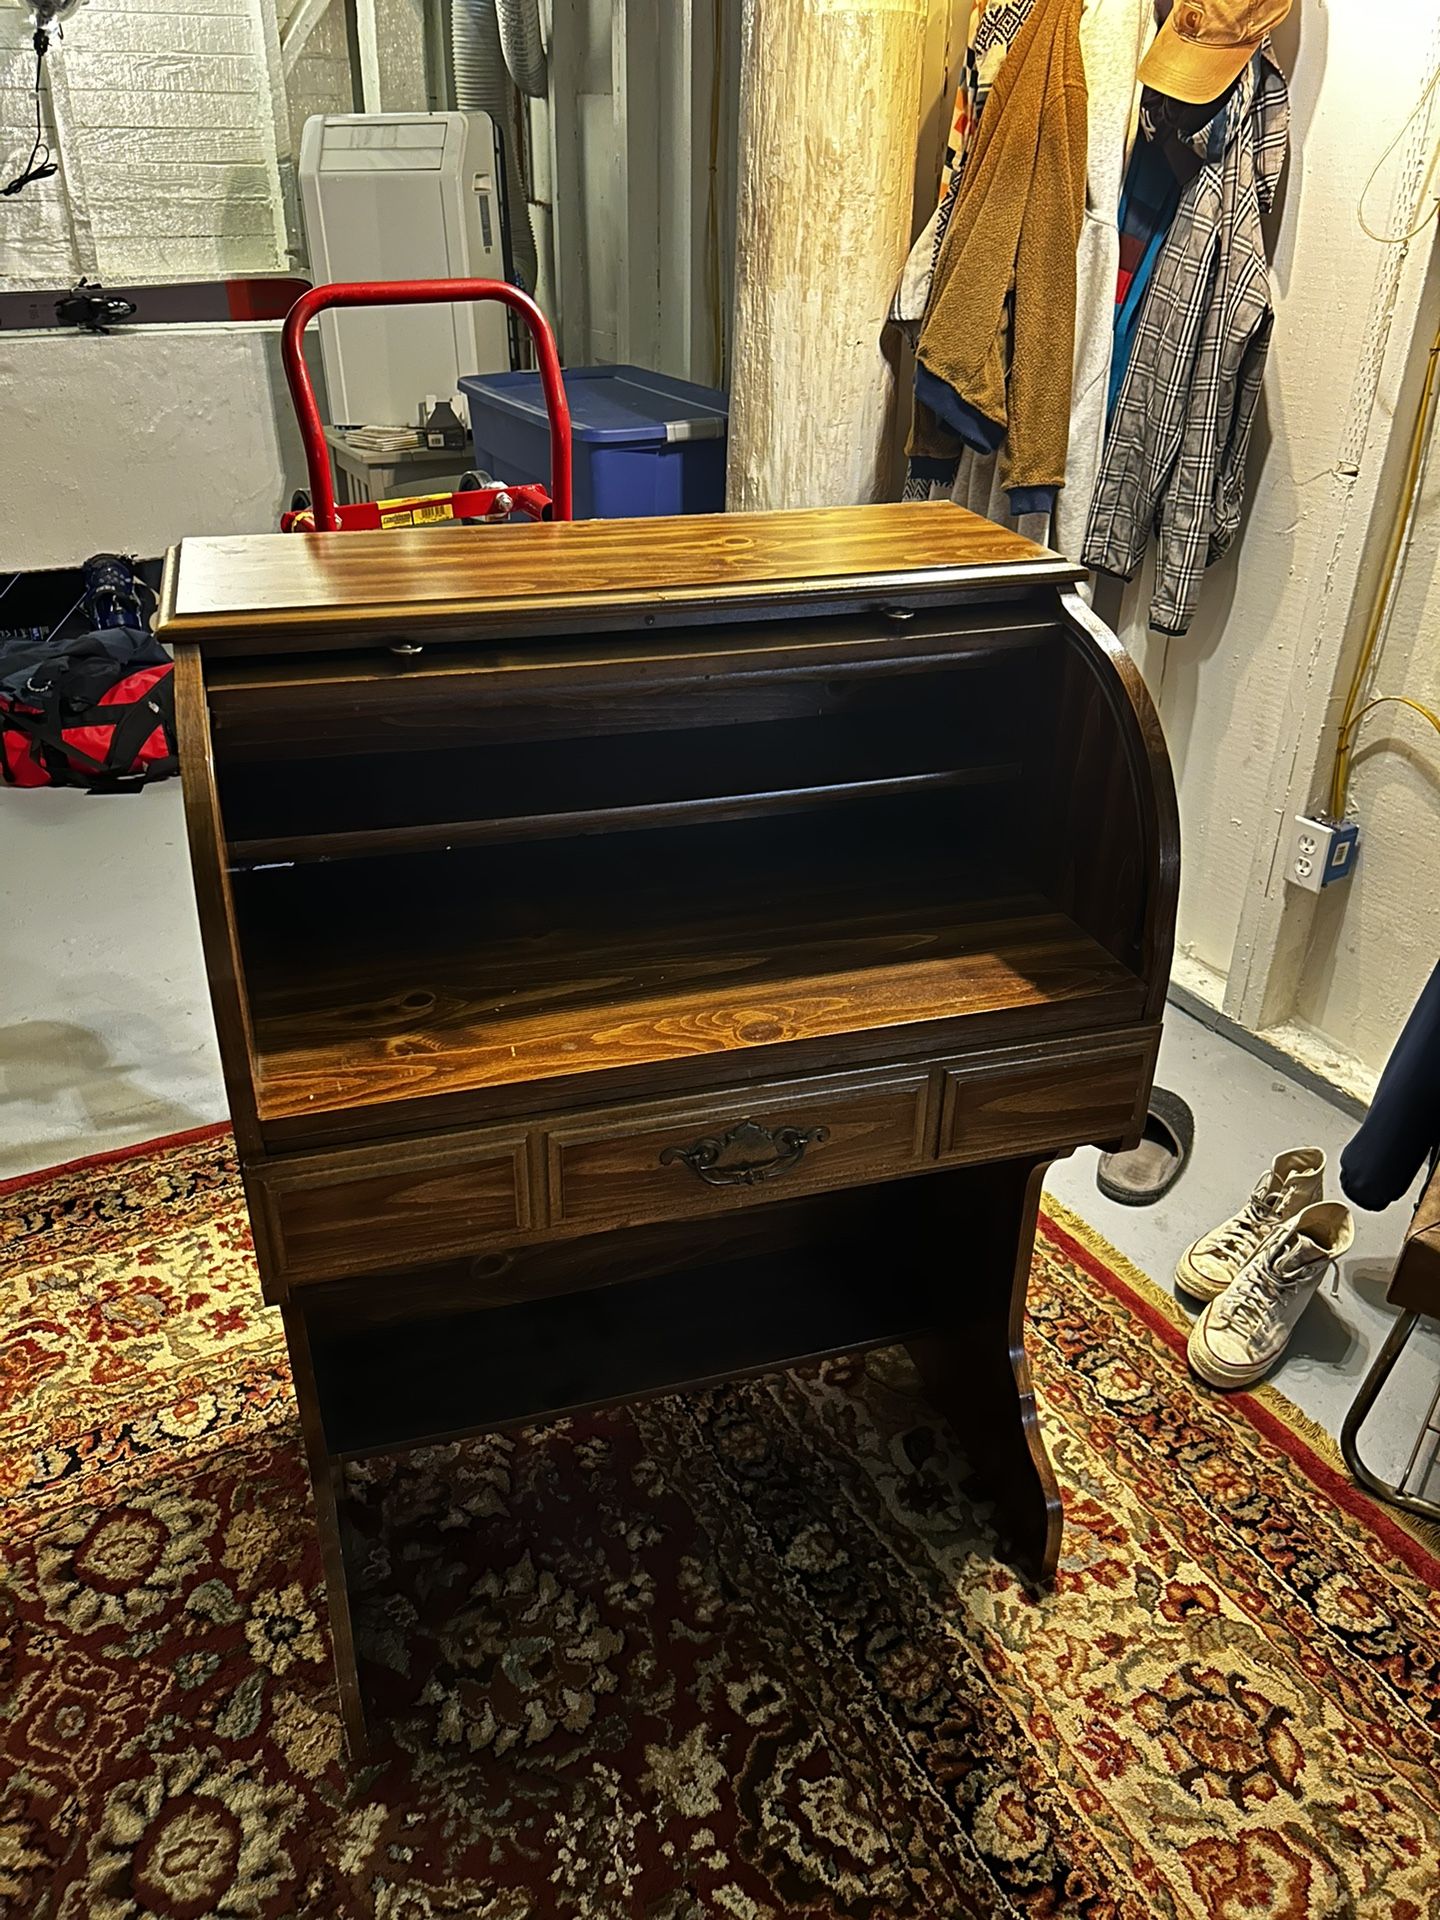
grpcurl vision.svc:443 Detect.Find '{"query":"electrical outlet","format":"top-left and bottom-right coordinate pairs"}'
top-left (1288, 816), bottom-right (1360, 893)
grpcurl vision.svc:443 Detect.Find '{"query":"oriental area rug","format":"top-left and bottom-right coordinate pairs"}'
top-left (2, 1125), bottom-right (1438, 1919)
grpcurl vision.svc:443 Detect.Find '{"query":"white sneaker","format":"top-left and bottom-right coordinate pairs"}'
top-left (1187, 1201), bottom-right (1355, 1390)
top-left (1175, 1148), bottom-right (1326, 1301)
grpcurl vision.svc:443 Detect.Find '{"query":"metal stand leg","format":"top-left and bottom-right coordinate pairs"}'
top-left (1340, 1311), bottom-right (1440, 1523)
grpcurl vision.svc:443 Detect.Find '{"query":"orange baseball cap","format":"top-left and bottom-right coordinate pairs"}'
top-left (1138, 0), bottom-right (1291, 106)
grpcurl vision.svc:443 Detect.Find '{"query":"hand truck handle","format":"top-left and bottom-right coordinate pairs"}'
top-left (280, 279), bottom-right (573, 533)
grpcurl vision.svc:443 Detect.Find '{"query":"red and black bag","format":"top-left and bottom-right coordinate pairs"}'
top-left (0, 628), bottom-right (177, 790)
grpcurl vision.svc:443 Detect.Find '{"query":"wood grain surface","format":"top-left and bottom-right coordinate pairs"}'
top-left (248, 922), bottom-right (1141, 1131)
top-left (246, 1029), bottom-right (1162, 1290)
top-left (547, 1069), bottom-right (931, 1229)
top-left (259, 1130), bottom-right (533, 1284)
top-left (157, 502), bottom-right (1081, 647)
top-left (235, 813), bottom-right (1143, 1130)
top-left (940, 1035), bottom-right (1156, 1164)
top-left (172, 647), bottom-right (264, 1155)
top-left (905, 1158), bottom-right (1065, 1583)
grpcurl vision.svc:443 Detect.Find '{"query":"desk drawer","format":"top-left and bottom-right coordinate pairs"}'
top-left (939, 1037), bottom-right (1151, 1165)
top-left (547, 1070), bottom-right (931, 1231)
top-left (256, 1132), bottom-right (532, 1284)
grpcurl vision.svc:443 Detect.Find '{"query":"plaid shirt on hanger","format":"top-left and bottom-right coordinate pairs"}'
top-left (1083, 48), bottom-right (1289, 636)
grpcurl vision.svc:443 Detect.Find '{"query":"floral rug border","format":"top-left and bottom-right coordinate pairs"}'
top-left (1043, 1193), bottom-right (1440, 1581)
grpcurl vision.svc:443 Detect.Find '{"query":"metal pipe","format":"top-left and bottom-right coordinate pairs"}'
top-left (496, 0), bottom-right (546, 97)
top-left (452, 0), bottom-right (537, 293)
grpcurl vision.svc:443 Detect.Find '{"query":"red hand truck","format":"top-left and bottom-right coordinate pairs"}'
top-left (278, 278), bottom-right (573, 533)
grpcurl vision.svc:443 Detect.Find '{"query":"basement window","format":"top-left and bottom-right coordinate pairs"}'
top-left (0, 0), bottom-right (437, 305)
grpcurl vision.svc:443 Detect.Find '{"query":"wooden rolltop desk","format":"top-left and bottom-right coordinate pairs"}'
top-left (161, 501), bottom-right (1178, 1753)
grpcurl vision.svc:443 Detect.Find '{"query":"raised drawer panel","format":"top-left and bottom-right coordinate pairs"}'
top-left (940, 1038), bottom-right (1151, 1166)
top-left (253, 1037), bottom-right (1152, 1292)
top-left (547, 1070), bottom-right (931, 1232)
top-left (257, 1133), bottom-right (532, 1285)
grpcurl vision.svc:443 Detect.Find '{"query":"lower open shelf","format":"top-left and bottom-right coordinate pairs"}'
top-left (309, 1240), bottom-right (935, 1458)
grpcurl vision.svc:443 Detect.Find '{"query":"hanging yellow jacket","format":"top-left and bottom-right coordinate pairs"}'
top-left (910, 0), bottom-right (1088, 511)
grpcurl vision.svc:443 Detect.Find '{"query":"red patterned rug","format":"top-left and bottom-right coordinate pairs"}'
top-left (2, 1126), bottom-right (1438, 1919)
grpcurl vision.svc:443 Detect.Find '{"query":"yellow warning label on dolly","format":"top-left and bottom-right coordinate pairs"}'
top-left (379, 499), bottom-right (457, 529)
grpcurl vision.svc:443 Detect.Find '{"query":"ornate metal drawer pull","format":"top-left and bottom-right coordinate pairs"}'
top-left (659, 1118), bottom-right (830, 1188)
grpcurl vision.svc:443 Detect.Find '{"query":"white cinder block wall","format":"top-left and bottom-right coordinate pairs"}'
top-left (279, 0), bottom-right (356, 171)
top-left (0, 0), bottom-right (289, 283)
top-left (0, 322), bottom-right (324, 569)
top-left (1, 0), bottom-right (76, 283)
top-left (0, 0), bottom-right (403, 568)
top-left (1101, 0), bottom-right (1440, 1092)
top-left (1298, 278), bottom-right (1440, 1074)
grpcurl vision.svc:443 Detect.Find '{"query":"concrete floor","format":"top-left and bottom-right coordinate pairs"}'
top-left (4, 780), bottom-right (1437, 1497)
top-left (1, 781), bottom-right (226, 1176)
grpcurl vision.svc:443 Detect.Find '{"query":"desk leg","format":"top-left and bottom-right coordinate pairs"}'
top-left (281, 1303), bottom-right (371, 1761)
top-left (907, 1157), bottom-right (1063, 1584)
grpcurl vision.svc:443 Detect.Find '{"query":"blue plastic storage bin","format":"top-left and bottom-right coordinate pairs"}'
top-left (459, 363), bottom-right (728, 520)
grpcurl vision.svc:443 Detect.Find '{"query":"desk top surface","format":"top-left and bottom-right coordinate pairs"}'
top-left (158, 501), bottom-right (1081, 648)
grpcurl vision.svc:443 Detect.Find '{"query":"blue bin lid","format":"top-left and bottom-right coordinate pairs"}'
top-left (460, 363), bottom-right (728, 445)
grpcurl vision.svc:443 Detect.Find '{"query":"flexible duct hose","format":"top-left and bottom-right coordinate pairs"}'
top-left (452, 0), bottom-right (538, 294)
top-left (496, 0), bottom-right (547, 98)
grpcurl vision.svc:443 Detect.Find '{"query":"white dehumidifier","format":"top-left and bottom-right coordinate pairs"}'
top-left (298, 111), bottom-right (513, 428)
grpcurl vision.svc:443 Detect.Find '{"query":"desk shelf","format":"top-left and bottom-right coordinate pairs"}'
top-left (221, 708), bottom-right (1026, 867)
top-left (234, 806), bottom-right (1144, 1133)
top-left (312, 1240), bottom-right (932, 1459)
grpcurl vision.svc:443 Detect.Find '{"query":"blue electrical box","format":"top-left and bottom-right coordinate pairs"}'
top-left (1321, 820), bottom-right (1361, 886)
top-left (460, 364), bottom-right (728, 520)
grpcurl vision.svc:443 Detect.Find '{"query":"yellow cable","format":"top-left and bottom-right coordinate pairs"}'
top-left (1358, 58), bottom-right (1440, 245)
top-left (1344, 693), bottom-right (1440, 748)
top-left (1328, 322), bottom-right (1440, 819)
